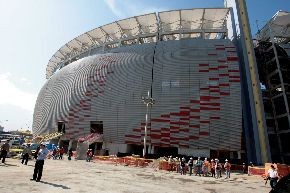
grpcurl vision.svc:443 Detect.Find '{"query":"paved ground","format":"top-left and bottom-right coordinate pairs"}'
top-left (0, 157), bottom-right (270, 193)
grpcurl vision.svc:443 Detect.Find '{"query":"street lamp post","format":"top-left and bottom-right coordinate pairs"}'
top-left (141, 91), bottom-right (155, 158)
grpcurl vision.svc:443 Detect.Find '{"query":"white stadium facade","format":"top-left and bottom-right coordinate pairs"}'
top-left (33, 8), bottom-right (243, 159)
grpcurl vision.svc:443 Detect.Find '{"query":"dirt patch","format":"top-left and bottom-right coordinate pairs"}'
top-left (205, 188), bottom-right (217, 193)
top-left (203, 181), bottom-right (220, 184)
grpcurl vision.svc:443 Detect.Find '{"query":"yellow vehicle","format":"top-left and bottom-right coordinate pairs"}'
top-left (8, 148), bottom-right (23, 158)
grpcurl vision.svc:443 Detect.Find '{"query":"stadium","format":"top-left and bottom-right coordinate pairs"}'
top-left (32, 8), bottom-right (244, 159)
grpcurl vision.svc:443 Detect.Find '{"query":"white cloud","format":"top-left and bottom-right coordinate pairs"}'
top-left (0, 73), bottom-right (37, 112)
top-left (104, 0), bottom-right (126, 18)
top-left (104, 0), bottom-right (168, 18)
top-left (20, 77), bottom-right (32, 85)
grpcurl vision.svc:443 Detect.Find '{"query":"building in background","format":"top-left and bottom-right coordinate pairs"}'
top-left (33, 8), bottom-right (243, 160)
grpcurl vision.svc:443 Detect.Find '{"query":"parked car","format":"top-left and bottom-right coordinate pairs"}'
top-left (269, 174), bottom-right (290, 193)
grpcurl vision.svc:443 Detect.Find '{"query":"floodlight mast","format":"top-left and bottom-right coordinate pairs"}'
top-left (142, 91), bottom-right (155, 158)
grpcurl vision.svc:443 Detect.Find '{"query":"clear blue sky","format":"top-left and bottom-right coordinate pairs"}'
top-left (0, 0), bottom-right (289, 131)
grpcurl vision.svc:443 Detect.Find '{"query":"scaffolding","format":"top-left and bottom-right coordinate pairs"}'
top-left (255, 11), bottom-right (290, 164)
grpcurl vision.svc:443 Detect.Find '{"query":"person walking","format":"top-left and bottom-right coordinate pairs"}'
top-left (242, 163), bottom-right (247, 174)
top-left (267, 165), bottom-right (279, 189)
top-left (0, 140), bottom-right (10, 164)
top-left (30, 143), bottom-right (49, 182)
top-left (210, 159), bottom-right (216, 178)
top-left (52, 147), bottom-right (57, 159)
top-left (224, 159), bottom-right (231, 179)
top-left (215, 159), bottom-right (222, 178)
top-left (175, 157), bottom-right (180, 173)
top-left (21, 144), bottom-right (32, 165)
top-left (188, 157), bottom-right (194, 176)
top-left (59, 147), bottom-right (64, 159)
top-left (86, 149), bottom-right (93, 162)
top-left (68, 148), bottom-right (73, 160)
top-left (195, 157), bottom-right (202, 176)
top-left (168, 156), bottom-right (174, 172)
top-left (203, 158), bottom-right (209, 176)
top-left (180, 157), bottom-right (186, 175)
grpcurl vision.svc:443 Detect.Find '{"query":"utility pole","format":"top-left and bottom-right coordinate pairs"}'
top-left (141, 91), bottom-right (155, 158)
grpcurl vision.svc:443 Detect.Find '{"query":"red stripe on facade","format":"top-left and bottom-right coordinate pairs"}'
top-left (200, 96), bottom-right (220, 101)
top-left (161, 133), bottom-right (170, 137)
top-left (199, 64), bottom-right (209, 66)
top-left (189, 136), bottom-right (199, 140)
top-left (190, 115), bottom-right (200, 119)
top-left (170, 121), bottom-right (189, 125)
top-left (227, 57), bottom-right (239, 61)
top-left (209, 90), bottom-right (220, 93)
top-left (151, 118), bottom-right (170, 123)
top-left (199, 70), bottom-right (209, 72)
top-left (219, 83), bottom-right (230, 86)
top-left (220, 92), bottom-right (230, 96)
top-left (200, 106), bottom-right (220, 111)
top-left (180, 111), bottom-right (190, 116)
top-left (200, 102), bottom-right (220, 106)
top-left (170, 126), bottom-right (180, 130)
top-left (160, 138), bottom-right (170, 142)
top-left (189, 124), bottom-right (200, 128)
top-left (180, 128), bottom-right (189, 132)
top-left (199, 131), bottom-right (209, 136)
top-left (190, 109), bottom-right (200, 112)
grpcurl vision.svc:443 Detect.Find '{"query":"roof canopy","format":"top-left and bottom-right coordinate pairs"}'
top-left (46, 8), bottom-right (229, 79)
top-left (257, 11), bottom-right (290, 42)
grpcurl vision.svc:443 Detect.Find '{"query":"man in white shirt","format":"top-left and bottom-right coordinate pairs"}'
top-left (30, 143), bottom-right (49, 182)
top-left (267, 165), bottom-right (279, 189)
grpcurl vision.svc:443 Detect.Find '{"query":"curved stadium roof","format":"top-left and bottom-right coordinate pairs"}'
top-left (46, 8), bottom-right (230, 79)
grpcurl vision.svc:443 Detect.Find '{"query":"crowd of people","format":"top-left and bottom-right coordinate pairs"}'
top-left (166, 156), bottom-right (232, 179)
top-left (52, 147), bottom-right (65, 159)
top-left (0, 140), bottom-right (283, 190)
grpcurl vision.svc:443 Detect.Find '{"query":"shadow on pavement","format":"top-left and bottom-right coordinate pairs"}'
top-left (39, 181), bottom-right (70, 189)
top-left (0, 163), bottom-right (18, 167)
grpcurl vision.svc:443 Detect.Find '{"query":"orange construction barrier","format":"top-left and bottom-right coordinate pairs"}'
top-left (248, 166), bottom-right (265, 176)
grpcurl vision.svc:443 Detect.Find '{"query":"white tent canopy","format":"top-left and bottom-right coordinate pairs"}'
top-left (46, 8), bottom-right (229, 79)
